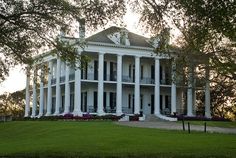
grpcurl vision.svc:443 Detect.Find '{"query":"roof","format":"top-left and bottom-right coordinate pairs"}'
top-left (86, 26), bottom-right (153, 48)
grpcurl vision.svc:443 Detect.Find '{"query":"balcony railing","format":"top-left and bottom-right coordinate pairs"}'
top-left (50, 74), bottom-right (174, 85)
top-left (81, 73), bottom-right (96, 80)
top-left (60, 76), bottom-right (65, 83)
top-left (122, 75), bottom-right (134, 83)
top-left (104, 75), bottom-right (117, 81)
top-left (51, 78), bottom-right (56, 85)
top-left (140, 77), bottom-right (155, 84)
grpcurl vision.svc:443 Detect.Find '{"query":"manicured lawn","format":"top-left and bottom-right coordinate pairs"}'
top-left (0, 121), bottom-right (236, 158)
top-left (179, 121), bottom-right (236, 128)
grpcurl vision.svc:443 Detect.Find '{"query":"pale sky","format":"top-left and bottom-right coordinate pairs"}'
top-left (0, 8), bottom-right (142, 95)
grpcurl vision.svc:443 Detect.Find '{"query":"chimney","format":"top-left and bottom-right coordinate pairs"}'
top-left (78, 18), bottom-right (85, 39)
top-left (162, 28), bottom-right (170, 45)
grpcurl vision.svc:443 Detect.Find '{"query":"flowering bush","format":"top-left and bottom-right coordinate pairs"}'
top-left (175, 114), bottom-right (230, 121)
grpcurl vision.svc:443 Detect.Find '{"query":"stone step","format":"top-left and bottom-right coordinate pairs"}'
top-left (144, 114), bottom-right (167, 122)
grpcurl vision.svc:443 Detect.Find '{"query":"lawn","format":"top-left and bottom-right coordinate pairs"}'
top-left (0, 121), bottom-right (236, 158)
top-left (179, 121), bottom-right (236, 128)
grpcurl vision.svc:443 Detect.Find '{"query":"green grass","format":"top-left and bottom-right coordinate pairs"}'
top-left (179, 121), bottom-right (236, 128)
top-left (0, 121), bottom-right (236, 158)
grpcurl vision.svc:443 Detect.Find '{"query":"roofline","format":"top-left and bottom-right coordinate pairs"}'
top-left (87, 41), bottom-right (154, 51)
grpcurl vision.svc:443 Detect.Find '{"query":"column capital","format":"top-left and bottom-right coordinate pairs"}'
top-left (155, 56), bottom-right (161, 60)
top-left (135, 55), bottom-right (142, 58)
top-left (98, 51), bottom-right (105, 55)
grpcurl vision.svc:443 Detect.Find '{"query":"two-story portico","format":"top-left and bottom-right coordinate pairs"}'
top-left (24, 26), bottom-right (211, 121)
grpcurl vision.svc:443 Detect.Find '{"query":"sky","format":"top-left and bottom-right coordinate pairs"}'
top-left (0, 7), bottom-right (142, 95)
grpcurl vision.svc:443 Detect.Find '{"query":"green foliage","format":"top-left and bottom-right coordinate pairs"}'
top-left (130, 0), bottom-right (236, 118)
top-left (0, 0), bottom-right (126, 82)
top-left (0, 90), bottom-right (25, 117)
top-left (0, 121), bottom-right (236, 158)
top-left (196, 75), bottom-right (236, 120)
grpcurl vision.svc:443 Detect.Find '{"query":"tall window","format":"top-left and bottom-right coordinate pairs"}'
top-left (140, 94), bottom-right (143, 109)
top-left (151, 65), bottom-right (154, 80)
top-left (128, 94), bottom-right (131, 109)
top-left (104, 61), bottom-right (107, 80)
top-left (109, 92), bottom-right (116, 109)
top-left (141, 65), bottom-right (144, 80)
top-left (94, 91), bottom-right (97, 111)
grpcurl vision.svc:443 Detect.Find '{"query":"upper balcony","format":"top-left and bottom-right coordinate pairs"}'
top-left (50, 73), bottom-right (172, 86)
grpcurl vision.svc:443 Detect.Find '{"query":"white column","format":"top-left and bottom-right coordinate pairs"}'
top-left (205, 66), bottom-right (211, 118)
top-left (116, 54), bottom-right (123, 115)
top-left (24, 68), bottom-right (30, 117)
top-left (134, 56), bottom-right (140, 114)
top-left (46, 61), bottom-right (53, 116)
top-left (73, 51), bottom-right (82, 116)
top-left (64, 63), bottom-right (70, 114)
top-left (31, 68), bottom-right (37, 117)
top-left (187, 66), bottom-right (193, 116)
top-left (38, 68), bottom-right (44, 117)
top-left (154, 58), bottom-right (160, 115)
top-left (54, 57), bottom-right (61, 115)
top-left (97, 52), bottom-right (105, 115)
top-left (171, 59), bottom-right (177, 114)
top-left (193, 88), bottom-right (196, 115)
top-left (106, 92), bottom-right (109, 110)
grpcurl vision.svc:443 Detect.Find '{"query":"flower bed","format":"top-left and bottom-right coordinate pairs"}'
top-left (23, 113), bottom-right (124, 121)
top-left (173, 115), bottom-right (231, 121)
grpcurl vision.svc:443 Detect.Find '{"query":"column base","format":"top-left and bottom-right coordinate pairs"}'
top-left (45, 113), bottom-right (52, 116)
top-left (38, 113), bottom-right (43, 116)
top-left (205, 112), bottom-right (211, 118)
top-left (62, 111), bottom-right (70, 116)
top-left (154, 112), bottom-right (160, 116)
top-left (37, 114), bottom-right (43, 118)
top-left (97, 111), bottom-right (105, 116)
top-left (171, 111), bottom-right (177, 115)
top-left (24, 114), bottom-right (29, 117)
top-left (187, 113), bottom-right (194, 117)
top-left (53, 111), bottom-right (60, 116)
top-left (73, 111), bottom-right (83, 116)
top-left (31, 115), bottom-right (36, 118)
top-left (116, 111), bottom-right (123, 116)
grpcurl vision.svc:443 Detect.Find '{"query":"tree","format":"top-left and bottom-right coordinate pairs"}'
top-left (130, 0), bottom-right (236, 118)
top-left (0, 90), bottom-right (25, 117)
top-left (0, 0), bottom-right (126, 82)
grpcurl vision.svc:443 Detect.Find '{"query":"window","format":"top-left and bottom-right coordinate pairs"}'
top-left (151, 65), bottom-right (154, 80)
top-left (128, 94), bottom-right (131, 108)
top-left (141, 65), bottom-right (144, 80)
top-left (140, 94), bottom-right (143, 109)
top-left (104, 61), bottom-right (107, 80)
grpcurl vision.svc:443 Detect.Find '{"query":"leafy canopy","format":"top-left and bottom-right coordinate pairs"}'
top-left (0, 0), bottom-right (126, 82)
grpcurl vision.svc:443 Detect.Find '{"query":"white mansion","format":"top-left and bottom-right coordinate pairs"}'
top-left (24, 26), bottom-right (211, 121)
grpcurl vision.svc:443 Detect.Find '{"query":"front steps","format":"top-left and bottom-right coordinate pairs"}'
top-left (144, 114), bottom-right (166, 122)
top-left (144, 114), bottom-right (177, 122)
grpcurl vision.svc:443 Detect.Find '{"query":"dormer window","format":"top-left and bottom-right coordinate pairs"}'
top-left (107, 29), bottom-right (130, 46)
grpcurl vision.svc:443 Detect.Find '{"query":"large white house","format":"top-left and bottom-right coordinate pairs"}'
top-left (24, 25), bottom-right (211, 121)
